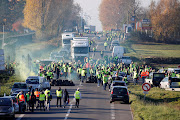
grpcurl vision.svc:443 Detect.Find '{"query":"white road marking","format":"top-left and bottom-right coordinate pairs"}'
top-left (110, 103), bottom-right (116, 120)
top-left (129, 105), bottom-right (134, 120)
top-left (64, 81), bottom-right (82, 120)
top-left (16, 114), bottom-right (25, 120)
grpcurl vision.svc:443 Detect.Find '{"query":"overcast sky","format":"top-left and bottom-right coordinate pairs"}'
top-left (74, 0), bottom-right (159, 31)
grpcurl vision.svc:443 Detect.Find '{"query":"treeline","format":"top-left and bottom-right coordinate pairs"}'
top-left (0, 0), bottom-right (81, 41)
top-left (99, 0), bottom-right (180, 43)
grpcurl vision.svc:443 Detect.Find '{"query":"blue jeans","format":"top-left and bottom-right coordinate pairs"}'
top-left (103, 83), bottom-right (107, 90)
top-left (97, 79), bottom-right (101, 86)
top-left (142, 77), bottom-right (146, 84)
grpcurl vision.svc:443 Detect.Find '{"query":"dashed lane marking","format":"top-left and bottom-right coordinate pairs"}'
top-left (110, 103), bottom-right (116, 120)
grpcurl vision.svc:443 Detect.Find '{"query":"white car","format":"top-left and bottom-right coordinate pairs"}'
top-left (160, 77), bottom-right (180, 88)
top-left (120, 56), bottom-right (132, 65)
top-left (26, 76), bottom-right (51, 91)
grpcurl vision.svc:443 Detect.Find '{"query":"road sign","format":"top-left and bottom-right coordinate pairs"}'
top-left (142, 83), bottom-right (151, 91)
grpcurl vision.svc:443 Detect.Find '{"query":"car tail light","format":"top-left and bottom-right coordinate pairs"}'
top-left (111, 91), bottom-right (113, 94)
top-left (127, 92), bottom-right (129, 95)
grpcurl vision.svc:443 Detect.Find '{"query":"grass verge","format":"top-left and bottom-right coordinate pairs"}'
top-left (0, 75), bottom-right (24, 97)
top-left (128, 84), bottom-right (180, 120)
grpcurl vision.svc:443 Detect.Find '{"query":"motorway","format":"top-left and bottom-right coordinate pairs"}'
top-left (15, 34), bottom-right (133, 120)
top-left (15, 80), bottom-right (133, 120)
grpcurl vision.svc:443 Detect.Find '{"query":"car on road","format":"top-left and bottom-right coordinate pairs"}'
top-left (110, 40), bottom-right (120, 51)
top-left (3, 96), bottom-right (19, 113)
top-left (160, 77), bottom-right (180, 89)
top-left (110, 86), bottom-right (129, 104)
top-left (10, 82), bottom-right (28, 94)
top-left (0, 97), bottom-right (15, 119)
top-left (112, 76), bottom-right (123, 81)
top-left (145, 73), bottom-right (165, 86)
top-left (26, 76), bottom-right (50, 91)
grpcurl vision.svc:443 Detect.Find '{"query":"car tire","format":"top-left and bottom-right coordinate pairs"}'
top-left (110, 100), bottom-right (112, 103)
top-left (11, 114), bottom-right (15, 120)
top-left (124, 100), bottom-right (129, 104)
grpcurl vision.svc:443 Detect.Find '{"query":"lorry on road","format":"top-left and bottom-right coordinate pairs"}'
top-left (145, 73), bottom-right (165, 87)
top-left (71, 37), bottom-right (89, 62)
top-left (62, 32), bottom-right (75, 47)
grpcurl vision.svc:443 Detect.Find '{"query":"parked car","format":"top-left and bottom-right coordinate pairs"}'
top-left (26, 76), bottom-right (50, 91)
top-left (110, 86), bottom-right (129, 104)
top-left (112, 76), bottom-right (123, 81)
top-left (160, 77), bottom-right (180, 88)
top-left (10, 82), bottom-right (28, 94)
top-left (145, 73), bottom-right (165, 86)
top-left (3, 96), bottom-right (19, 113)
top-left (110, 40), bottom-right (120, 50)
top-left (0, 97), bottom-right (15, 119)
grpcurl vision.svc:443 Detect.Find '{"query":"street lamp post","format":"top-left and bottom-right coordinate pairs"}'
top-left (2, 24), bottom-right (4, 49)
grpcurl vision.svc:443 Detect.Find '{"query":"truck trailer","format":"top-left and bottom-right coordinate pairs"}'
top-left (71, 37), bottom-right (89, 62)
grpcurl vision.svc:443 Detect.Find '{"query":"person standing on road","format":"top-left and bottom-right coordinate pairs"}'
top-left (81, 68), bottom-right (86, 83)
top-left (133, 70), bottom-right (138, 85)
top-left (30, 90), bottom-right (36, 112)
top-left (34, 88), bottom-right (40, 109)
top-left (63, 89), bottom-right (69, 108)
top-left (39, 91), bottom-right (45, 111)
top-left (74, 88), bottom-right (81, 108)
top-left (103, 74), bottom-right (108, 90)
top-left (141, 70), bottom-right (146, 84)
top-left (101, 50), bottom-right (104, 58)
top-left (104, 42), bottom-right (108, 50)
top-left (93, 47), bottom-right (96, 56)
top-left (97, 71), bottom-right (102, 87)
top-left (56, 87), bottom-right (63, 107)
top-left (45, 91), bottom-right (52, 111)
top-left (25, 91), bottom-right (31, 111)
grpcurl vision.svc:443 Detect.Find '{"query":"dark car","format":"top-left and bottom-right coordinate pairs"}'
top-left (0, 97), bottom-right (15, 119)
top-left (11, 82), bottom-right (28, 94)
top-left (110, 86), bottom-right (129, 104)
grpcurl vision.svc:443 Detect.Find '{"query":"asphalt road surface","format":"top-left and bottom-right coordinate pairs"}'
top-left (15, 80), bottom-right (133, 120)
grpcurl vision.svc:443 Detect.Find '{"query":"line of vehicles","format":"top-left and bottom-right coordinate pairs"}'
top-left (0, 76), bottom-right (51, 119)
top-left (145, 68), bottom-right (180, 89)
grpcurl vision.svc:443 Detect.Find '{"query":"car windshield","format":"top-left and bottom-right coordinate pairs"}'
top-left (0, 98), bottom-right (12, 106)
top-left (26, 79), bottom-right (39, 84)
top-left (13, 83), bottom-right (27, 89)
top-left (74, 47), bottom-right (88, 54)
top-left (170, 78), bottom-right (180, 82)
top-left (113, 82), bottom-right (125, 86)
top-left (113, 88), bottom-right (127, 94)
top-left (122, 57), bottom-right (131, 59)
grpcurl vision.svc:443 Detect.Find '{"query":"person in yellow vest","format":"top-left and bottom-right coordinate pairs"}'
top-left (25, 91), bottom-right (31, 111)
top-left (18, 91), bottom-right (25, 113)
top-left (45, 91), bottom-right (52, 111)
top-left (39, 91), bottom-right (45, 111)
top-left (104, 42), bottom-right (108, 50)
top-left (81, 68), bottom-right (86, 83)
top-left (56, 87), bottom-right (63, 107)
top-left (103, 74), bottom-right (108, 90)
top-left (74, 88), bottom-right (81, 108)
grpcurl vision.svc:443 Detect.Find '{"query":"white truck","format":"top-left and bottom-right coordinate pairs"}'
top-left (62, 32), bottom-right (75, 47)
top-left (71, 37), bottom-right (89, 62)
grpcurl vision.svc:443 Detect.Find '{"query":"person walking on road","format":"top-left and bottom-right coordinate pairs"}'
top-left (93, 47), bottom-right (96, 56)
top-left (63, 89), bottom-right (69, 108)
top-left (74, 88), bottom-right (81, 108)
top-left (100, 50), bottom-right (104, 58)
top-left (25, 91), bottom-right (31, 111)
top-left (56, 87), bottom-right (63, 107)
top-left (34, 88), bottom-right (40, 109)
top-left (45, 91), bottom-right (52, 111)
top-left (103, 74), bottom-right (108, 90)
top-left (104, 42), bottom-right (108, 50)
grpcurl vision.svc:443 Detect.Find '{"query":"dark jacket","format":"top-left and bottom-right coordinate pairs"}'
top-left (63, 90), bottom-right (69, 102)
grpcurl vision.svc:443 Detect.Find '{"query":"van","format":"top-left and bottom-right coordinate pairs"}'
top-left (26, 76), bottom-right (50, 91)
top-left (112, 46), bottom-right (124, 58)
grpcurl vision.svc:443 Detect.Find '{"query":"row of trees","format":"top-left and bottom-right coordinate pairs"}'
top-left (0, 0), bottom-right (81, 41)
top-left (150, 0), bottom-right (180, 42)
top-left (99, 0), bottom-right (136, 30)
top-left (0, 0), bottom-right (25, 31)
top-left (99, 0), bottom-right (180, 42)
top-left (23, 0), bottom-right (81, 40)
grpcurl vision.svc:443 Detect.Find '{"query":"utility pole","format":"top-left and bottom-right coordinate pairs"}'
top-left (2, 24), bottom-right (4, 49)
